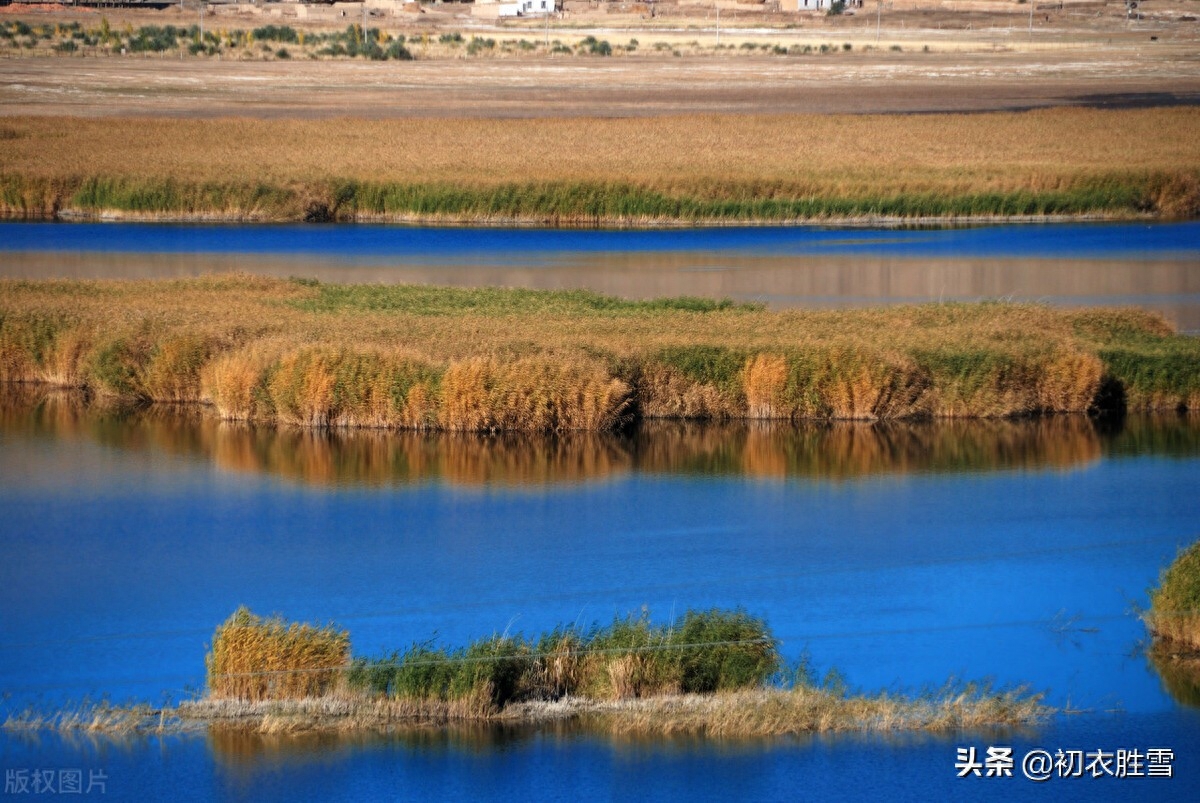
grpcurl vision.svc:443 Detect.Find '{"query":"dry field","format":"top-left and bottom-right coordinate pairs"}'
top-left (2, 107), bottom-right (1198, 221)
top-left (2, 5), bottom-right (1198, 221)
top-left (2, 41), bottom-right (1199, 118)
top-left (3, 107), bottom-right (1197, 189)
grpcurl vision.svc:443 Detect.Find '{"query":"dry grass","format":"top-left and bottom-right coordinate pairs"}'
top-left (7, 685), bottom-right (1050, 738)
top-left (206, 607), bottom-right (351, 702)
top-left (2, 108), bottom-right (1199, 221)
top-left (571, 684), bottom-right (1049, 737)
top-left (2, 277), bottom-right (1196, 429)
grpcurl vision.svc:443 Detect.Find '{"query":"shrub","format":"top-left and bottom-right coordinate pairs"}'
top-left (386, 40), bottom-right (413, 61)
top-left (466, 36), bottom-right (495, 55)
top-left (252, 25), bottom-right (299, 44)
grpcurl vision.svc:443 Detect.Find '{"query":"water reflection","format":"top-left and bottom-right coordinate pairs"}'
top-left (5, 385), bottom-right (1197, 488)
top-left (1148, 650), bottom-right (1200, 710)
top-left (5, 250), bottom-right (1198, 331)
top-left (208, 722), bottom-right (544, 767)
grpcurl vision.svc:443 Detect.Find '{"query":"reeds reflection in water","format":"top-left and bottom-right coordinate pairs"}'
top-left (9, 386), bottom-right (1196, 488)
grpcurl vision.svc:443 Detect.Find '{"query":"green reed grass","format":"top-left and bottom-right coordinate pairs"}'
top-left (294, 283), bottom-right (758, 317)
top-left (345, 608), bottom-right (779, 713)
top-left (2, 173), bottom-right (1194, 224)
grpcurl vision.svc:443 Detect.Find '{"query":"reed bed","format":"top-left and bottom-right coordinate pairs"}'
top-left (2, 278), bottom-right (1197, 429)
top-left (344, 609), bottom-right (780, 715)
top-left (2, 109), bottom-right (1198, 222)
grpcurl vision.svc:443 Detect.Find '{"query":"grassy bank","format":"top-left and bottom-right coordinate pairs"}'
top-left (2, 278), bottom-right (1197, 430)
top-left (2, 109), bottom-right (1199, 223)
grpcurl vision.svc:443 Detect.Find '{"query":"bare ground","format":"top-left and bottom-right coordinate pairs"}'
top-left (1, 2), bottom-right (1198, 117)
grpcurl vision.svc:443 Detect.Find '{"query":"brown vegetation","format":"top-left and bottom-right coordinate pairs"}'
top-left (3, 685), bottom-right (1049, 738)
top-left (206, 607), bottom-right (350, 703)
top-left (2, 277), bottom-right (1196, 430)
top-left (2, 108), bottom-right (1199, 223)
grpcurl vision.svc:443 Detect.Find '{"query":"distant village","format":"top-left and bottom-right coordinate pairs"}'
top-left (0, 0), bottom-right (874, 19)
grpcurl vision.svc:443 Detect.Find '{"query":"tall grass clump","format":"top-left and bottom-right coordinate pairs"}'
top-left (80, 330), bottom-right (220, 402)
top-left (637, 346), bottom-right (748, 419)
top-left (1074, 308), bottom-right (1200, 411)
top-left (915, 345), bottom-right (1102, 418)
top-left (138, 333), bottom-right (219, 402)
top-left (345, 609), bottom-right (778, 709)
top-left (262, 348), bottom-right (440, 429)
top-left (1146, 540), bottom-right (1200, 653)
top-left (1096, 337), bottom-right (1200, 412)
top-left (0, 312), bottom-right (81, 384)
top-left (206, 607), bottom-right (350, 702)
top-left (439, 355), bottom-right (630, 433)
top-left (576, 609), bottom-right (778, 699)
top-left (745, 349), bottom-right (931, 421)
top-left (347, 637), bottom-right (534, 716)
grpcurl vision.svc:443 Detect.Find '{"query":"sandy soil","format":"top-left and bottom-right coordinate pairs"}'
top-left (1, 2), bottom-right (1198, 117)
top-left (2, 46), bottom-right (1198, 117)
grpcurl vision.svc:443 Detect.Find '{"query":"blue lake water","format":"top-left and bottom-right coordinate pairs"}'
top-left (4, 220), bottom-right (1200, 261)
top-left (2, 221), bottom-right (1200, 799)
top-left (0, 391), bottom-right (1198, 800)
top-left (3, 221), bottom-right (1199, 330)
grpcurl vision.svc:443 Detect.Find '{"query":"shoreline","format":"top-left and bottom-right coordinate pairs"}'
top-left (1, 688), bottom-right (1052, 739)
top-left (29, 209), bottom-right (1142, 228)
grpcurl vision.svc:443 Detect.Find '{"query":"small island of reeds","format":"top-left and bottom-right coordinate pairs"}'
top-left (2, 277), bottom-right (1198, 432)
top-left (3, 607), bottom-right (1050, 737)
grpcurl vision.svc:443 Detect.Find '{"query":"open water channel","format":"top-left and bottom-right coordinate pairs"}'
top-left (1, 222), bottom-right (1198, 800)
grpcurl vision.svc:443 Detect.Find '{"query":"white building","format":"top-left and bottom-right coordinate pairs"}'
top-left (497, 0), bottom-right (555, 17)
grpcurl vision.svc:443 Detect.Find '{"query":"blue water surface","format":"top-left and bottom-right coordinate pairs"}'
top-left (1, 404), bottom-right (1198, 800)
top-left (5, 220), bottom-right (1200, 263)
